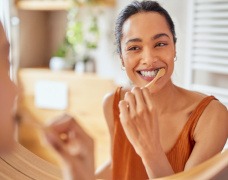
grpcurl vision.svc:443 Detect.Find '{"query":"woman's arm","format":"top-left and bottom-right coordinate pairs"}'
top-left (184, 100), bottom-right (228, 170)
top-left (119, 87), bottom-right (228, 178)
top-left (143, 100), bottom-right (228, 178)
top-left (119, 87), bottom-right (174, 178)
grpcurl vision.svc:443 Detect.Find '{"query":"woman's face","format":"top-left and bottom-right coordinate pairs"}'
top-left (0, 23), bottom-right (17, 153)
top-left (120, 12), bottom-right (176, 91)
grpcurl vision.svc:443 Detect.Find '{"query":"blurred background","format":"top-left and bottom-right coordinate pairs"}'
top-left (1, 0), bottom-right (228, 169)
top-left (5, 0), bottom-right (228, 103)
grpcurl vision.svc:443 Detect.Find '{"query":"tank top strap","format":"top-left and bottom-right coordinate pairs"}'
top-left (187, 96), bottom-right (217, 140)
top-left (113, 87), bottom-right (122, 122)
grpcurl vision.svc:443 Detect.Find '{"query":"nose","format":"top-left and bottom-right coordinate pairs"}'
top-left (141, 47), bottom-right (157, 65)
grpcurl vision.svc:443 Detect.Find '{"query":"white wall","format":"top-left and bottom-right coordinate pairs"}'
top-left (96, 0), bottom-right (188, 87)
top-left (0, 0), bottom-right (11, 40)
top-left (158, 0), bottom-right (188, 87)
top-left (95, 0), bottom-right (132, 86)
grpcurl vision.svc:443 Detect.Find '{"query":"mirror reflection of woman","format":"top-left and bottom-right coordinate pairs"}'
top-left (95, 1), bottom-right (228, 179)
top-left (45, 1), bottom-right (228, 180)
top-left (0, 20), bottom-right (94, 180)
top-left (1, 1), bottom-right (227, 180)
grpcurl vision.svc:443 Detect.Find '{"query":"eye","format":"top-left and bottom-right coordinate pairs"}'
top-left (155, 42), bottom-right (167, 47)
top-left (128, 46), bottom-right (140, 51)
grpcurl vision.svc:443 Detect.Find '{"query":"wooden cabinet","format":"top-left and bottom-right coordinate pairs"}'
top-left (16, 7), bottom-right (68, 67)
top-left (18, 68), bottom-right (116, 167)
top-left (14, 0), bottom-right (115, 68)
top-left (16, 0), bottom-right (115, 10)
top-left (16, 0), bottom-right (71, 11)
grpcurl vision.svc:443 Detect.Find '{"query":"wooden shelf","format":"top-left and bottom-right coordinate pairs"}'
top-left (16, 0), bottom-right (72, 11)
top-left (18, 68), bottom-right (116, 167)
top-left (16, 0), bottom-right (115, 11)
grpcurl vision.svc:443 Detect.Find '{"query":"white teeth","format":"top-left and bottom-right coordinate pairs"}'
top-left (140, 70), bottom-right (158, 77)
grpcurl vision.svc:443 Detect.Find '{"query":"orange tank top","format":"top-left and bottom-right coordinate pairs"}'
top-left (112, 87), bottom-right (216, 180)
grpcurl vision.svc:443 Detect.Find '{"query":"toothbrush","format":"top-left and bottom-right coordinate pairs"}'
top-left (145, 68), bottom-right (166, 88)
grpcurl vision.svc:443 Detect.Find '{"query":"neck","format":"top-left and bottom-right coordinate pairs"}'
top-left (151, 80), bottom-right (181, 114)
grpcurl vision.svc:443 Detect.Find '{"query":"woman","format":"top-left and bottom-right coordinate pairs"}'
top-left (50, 1), bottom-right (228, 179)
top-left (0, 20), bottom-right (94, 180)
top-left (0, 21), bottom-right (17, 154)
top-left (95, 1), bottom-right (228, 179)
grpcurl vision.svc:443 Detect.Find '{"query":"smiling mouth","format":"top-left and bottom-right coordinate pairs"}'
top-left (137, 68), bottom-right (160, 78)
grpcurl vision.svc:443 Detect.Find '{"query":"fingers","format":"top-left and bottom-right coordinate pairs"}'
top-left (124, 91), bottom-right (136, 113)
top-left (45, 113), bottom-right (94, 150)
top-left (119, 100), bottom-right (129, 120)
top-left (46, 113), bottom-right (74, 132)
top-left (45, 114), bottom-right (75, 143)
top-left (44, 129), bottom-right (70, 159)
top-left (119, 87), bottom-right (148, 123)
top-left (131, 87), bottom-right (146, 114)
top-left (44, 113), bottom-right (95, 180)
top-left (46, 114), bottom-right (90, 141)
top-left (119, 87), bottom-right (143, 113)
top-left (121, 87), bottom-right (152, 110)
top-left (141, 87), bottom-right (153, 111)
top-left (119, 87), bottom-right (154, 118)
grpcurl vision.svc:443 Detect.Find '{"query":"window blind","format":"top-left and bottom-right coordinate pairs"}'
top-left (187, 0), bottom-right (228, 106)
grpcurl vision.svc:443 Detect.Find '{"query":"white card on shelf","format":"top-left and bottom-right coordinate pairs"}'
top-left (34, 80), bottom-right (68, 110)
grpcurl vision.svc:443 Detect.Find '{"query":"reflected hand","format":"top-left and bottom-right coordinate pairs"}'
top-left (44, 114), bottom-right (95, 180)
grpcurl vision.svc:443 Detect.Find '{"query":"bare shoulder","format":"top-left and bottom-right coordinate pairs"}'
top-left (199, 98), bottom-right (228, 128)
top-left (180, 87), bottom-right (228, 147)
top-left (103, 86), bottom-right (130, 106)
top-left (202, 99), bottom-right (228, 133)
top-left (206, 98), bottom-right (228, 114)
top-left (102, 87), bottom-right (130, 133)
top-left (194, 98), bottom-right (228, 149)
top-left (103, 91), bottom-right (115, 112)
top-left (184, 94), bottom-right (228, 169)
top-left (103, 91), bottom-right (116, 133)
top-left (103, 87), bottom-right (120, 138)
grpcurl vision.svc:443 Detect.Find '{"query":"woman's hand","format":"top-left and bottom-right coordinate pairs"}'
top-left (44, 114), bottom-right (95, 180)
top-left (118, 87), bottom-right (161, 158)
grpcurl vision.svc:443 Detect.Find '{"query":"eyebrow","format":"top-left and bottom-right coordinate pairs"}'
top-left (125, 38), bottom-right (141, 45)
top-left (125, 33), bottom-right (170, 45)
top-left (153, 33), bottom-right (170, 40)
